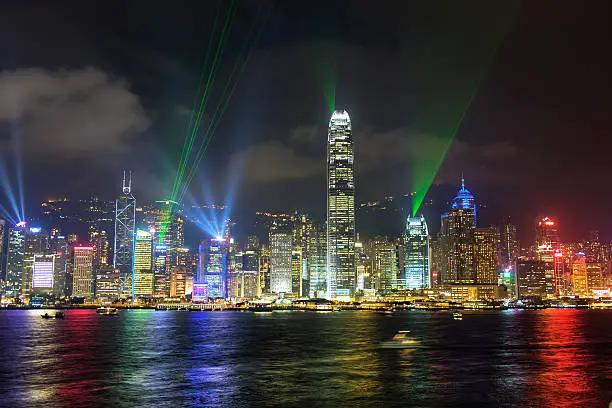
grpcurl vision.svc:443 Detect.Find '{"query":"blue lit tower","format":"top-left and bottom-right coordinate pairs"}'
top-left (405, 214), bottom-right (430, 289)
top-left (326, 110), bottom-right (356, 300)
top-left (113, 171), bottom-right (136, 298)
top-left (447, 177), bottom-right (477, 283)
top-left (198, 237), bottom-right (229, 298)
top-left (5, 222), bottom-right (26, 299)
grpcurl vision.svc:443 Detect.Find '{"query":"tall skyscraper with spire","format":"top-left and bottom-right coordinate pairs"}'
top-left (326, 110), bottom-right (355, 300)
top-left (405, 214), bottom-right (430, 289)
top-left (113, 171), bottom-right (136, 298)
top-left (447, 177), bottom-right (477, 283)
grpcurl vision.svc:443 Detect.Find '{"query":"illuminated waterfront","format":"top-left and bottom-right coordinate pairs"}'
top-left (1, 309), bottom-right (611, 407)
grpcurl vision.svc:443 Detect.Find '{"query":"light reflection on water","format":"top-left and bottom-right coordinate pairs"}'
top-left (0, 309), bottom-right (611, 407)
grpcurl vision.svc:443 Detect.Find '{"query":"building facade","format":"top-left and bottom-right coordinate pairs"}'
top-left (270, 232), bottom-right (292, 294)
top-left (404, 215), bottom-right (430, 290)
top-left (114, 172), bottom-right (136, 297)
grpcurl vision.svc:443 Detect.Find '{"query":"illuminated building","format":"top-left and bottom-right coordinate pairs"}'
top-left (355, 238), bottom-right (371, 292)
top-left (500, 218), bottom-right (518, 295)
top-left (169, 266), bottom-right (187, 298)
top-left (133, 229), bottom-right (153, 298)
top-left (327, 109), bottom-right (356, 299)
top-left (474, 226), bottom-right (501, 284)
top-left (308, 224), bottom-right (327, 298)
top-left (23, 227), bottom-right (48, 298)
top-left (113, 172), bottom-right (136, 297)
top-left (95, 267), bottom-right (121, 301)
top-left (72, 246), bottom-right (94, 298)
top-left (192, 281), bottom-right (208, 302)
top-left (586, 258), bottom-right (603, 295)
top-left (534, 216), bottom-right (559, 297)
top-left (516, 258), bottom-right (547, 298)
top-left (32, 254), bottom-right (55, 294)
top-left (153, 245), bottom-right (168, 298)
top-left (259, 244), bottom-right (271, 294)
top-left (572, 253), bottom-right (589, 297)
top-left (404, 215), bottom-right (430, 290)
top-left (48, 232), bottom-right (69, 297)
top-left (5, 224), bottom-right (26, 298)
top-left (270, 232), bottom-right (292, 294)
top-left (446, 178), bottom-right (476, 283)
top-left (372, 238), bottom-right (399, 293)
top-left (198, 237), bottom-right (229, 298)
top-left (0, 219), bottom-right (6, 285)
top-left (291, 247), bottom-right (303, 296)
top-left (240, 249), bottom-right (259, 298)
top-left (90, 228), bottom-right (110, 271)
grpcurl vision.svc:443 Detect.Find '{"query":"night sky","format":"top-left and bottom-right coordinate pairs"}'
top-left (0, 1), bottom-right (611, 243)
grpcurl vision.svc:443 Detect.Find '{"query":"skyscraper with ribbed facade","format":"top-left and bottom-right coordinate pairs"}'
top-left (326, 110), bottom-right (355, 300)
top-left (113, 172), bottom-right (136, 298)
top-left (405, 215), bottom-right (430, 289)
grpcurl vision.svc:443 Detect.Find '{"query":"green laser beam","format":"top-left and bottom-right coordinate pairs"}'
top-left (177, 1), bottom-right (273, 203)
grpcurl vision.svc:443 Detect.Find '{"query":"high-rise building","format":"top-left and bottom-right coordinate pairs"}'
top-left (23, 227), bottom-right (48, 298)
top-left (291, 247), bottom-right (303, 296)
top-left (586, 257), bottom-right (603, 295)
top-left (516, 258), bottom-right (547, 298)
top-left (534, 216), bottom-right (558, 297)
top-left (153, 244), bottom-right (168, 298)
top-left (572, 253), bottom-right (589, 297)
top-left (5, 223), bottom-right (26, 299)
top-left (95, 267), bottom-right (121, 301)
top-left (404, 215), bottom-right (430, 290)
top-left (198, 237), bottom-right (229, 298)
top-left (239, 249), bottom-right (259, 299)
top-left (259, 244), bottom-right (271, 294)
top-left (133, 229), bottom-right (153, 298)
top-left (500, 217), bottom-right (519, 292)
top-left (48, 232), bottom-right (69, 297)
top-left (535, 216), bottom-right (559, 249)
top-left (169, 266), bottom-right (188, 298)
top-left (270, 232), bottom-right (292, 294)
top-left (72, 246), bottom-right (94, 298)
top-left (308, 224), bottom-right (327, 298)
top-left (0, 219), bottom-right (6, 284)
top-left (327, 110), bottom-right (356, 300)
top-left (474, 226), bottom-right (501, 284)
top-left (114, 171), bottom-right (136, 297)
top-left (446, 178), bottom-right (476, 283)
top-left (371, 237), bottom-right (399, 293)
top-left (32, 254), bottom-right (55, 294)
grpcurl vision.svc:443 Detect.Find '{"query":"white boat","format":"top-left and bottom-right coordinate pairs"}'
top-left (96, 307), bottom-right (120, 316)
top-left (381, 331), bottom-right (421, 349)
top-left (452, 311), bottom-right (463, 321)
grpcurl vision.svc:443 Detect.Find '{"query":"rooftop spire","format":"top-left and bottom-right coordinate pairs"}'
top-left (461, 172), bottom-right (465, 191)
top-left (122, 170), bottom-right (132, 194)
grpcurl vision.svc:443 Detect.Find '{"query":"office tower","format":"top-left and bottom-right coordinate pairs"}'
top-left (48, 232), bottom-right (69, 297)
top-left (572, 253), bottom-right (589, 297)
top-left (114, 171), bottom-right (136, 297)
top-left (535, 216), bottom-right (559, 249)
top-left (534, 216), bottom-right (558, 297)
top-left (5, 223), bottom-right (26, 299)
top-left (247, 236), bottom-right (260, 251)
top-left (169, 266), bottom-right (188, 298)
top-left (500, 217), bottom-right (519, 271)
top-left (153, 244), bottom-right (168, 298)
top-left (198, 237), bottom-right (229, 298)
top-left (270, 232), bottom-right (292, 294)
top-left (371, 237), bottom-right (399, 293)
top-left (241, 249), bottom-right (259, 298)
top-left (291, 247), bottom-right (303, 296)
top-left (133, 229), bottom-right (153, 298)
top-left (404, 215), bottom-right (430, 290)
top-left (516, 258), bottom-right (547, 298)
top-left (586, 257), bottom-right (603, 295)
top-left (327, 109), bottom-right (356, 300)
top-left (259, 244), bottom-right (271, 294)
top-left (446, 178), bottom-right (476, 283)
top-left (0, 219), bottom-right (6, 283)
top-left (434, 214), bottom-right (451, 283)
top-left (90, 228), bottom-right (110, 271)
top-left (474, 226), bottom-right (501, 284)
top-left (292, 213), bottom-right (312, 296)
top-left (95, 267), bottom-right (121, 301)
top-left (72, 246), bottom-right (94, 297)
top-left (32, 254), bottom-right (55, 294)
top-left (23, 227), bottom-right (48, 298)
top-left (308, 224), bottom-right (327, 298)
top-left (355, 237), bottom-right (372, 292)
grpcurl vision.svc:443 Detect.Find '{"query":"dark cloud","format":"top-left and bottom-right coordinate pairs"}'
top-left (0, 67), bottom-right (149, 160)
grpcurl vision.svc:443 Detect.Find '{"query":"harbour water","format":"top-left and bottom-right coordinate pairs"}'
top-left (1, 309), bottom-right (611, 407)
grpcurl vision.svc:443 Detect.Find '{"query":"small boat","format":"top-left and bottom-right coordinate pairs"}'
top-left (381, 331), bottom-right (421, 349)
top-left (54, 312), bottom-right (65, 319)
top-left (96, 307), bottom-right (120, 316)
top-left (451, 311), bottom-right (463, 321)
top-left (41, 313), bottom-right (54, 319)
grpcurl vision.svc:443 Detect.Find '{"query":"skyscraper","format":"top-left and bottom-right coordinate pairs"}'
top-left (23, 227), bottom-right (48, 298)
top-left (133, 229), bottom-right (153, 298)
top-left (114, 172), bottom-right (136, 297)
top-left (447, 178), bottom-right (476, 283)
top-left (474, 226), bottom-right (501, 284)
top-left (32, 254), bottom-right (55, 294)
top-left (0, 219), bottom-right (6, 284)
top-left (327, 110), bottom-right (355, 300)
top-left (516, 257), bottom-right (547, 298)
top-left (308, 224), bottom-right (327, 298)
top-left (270, 232), bottom-right (292, 294)
top-left (72, 246), bottom-right (94, 298)
top-left (198, 237), bottom-right (229, 298)
top-left (572, 253), bottom-right (589, 297)
top-left (5, 223), bottom-right (25, 299)
top-left (404, 215), bottom-right (430, 290)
